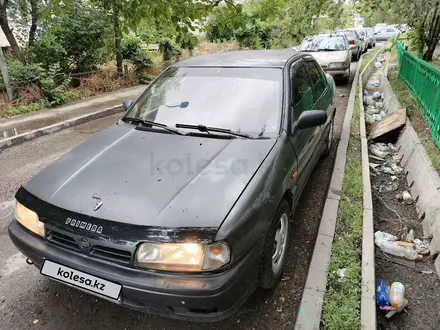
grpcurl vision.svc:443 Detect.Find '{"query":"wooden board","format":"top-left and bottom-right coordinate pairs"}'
top-left (368, 107), bottom-right (407, 141)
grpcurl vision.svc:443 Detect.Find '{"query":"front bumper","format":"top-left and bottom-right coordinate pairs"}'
top-left (8, 220), bottom-right (262, 322)
top-left (324, 67), bottom-right (350, 76)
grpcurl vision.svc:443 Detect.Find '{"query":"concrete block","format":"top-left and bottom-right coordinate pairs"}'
top-left (361, 294), bottom-right (377, 330)
top-left (361, 138), bottom-right (373, 211)
top-left (295, 288), bottom-right (325, 330)
top-left (337, 133), bottom-right (349, 156)
top-left (333, 152), bottom-right (347, 175)
top-left (362, 208), bottom-right (375, 296)
top-left (327, 172), bottom-right (343, 201)
top-left (305, 234), bottom-right (334, 292)
top-left (318, 198), bottom-right (340, 238)
top-left (396, 125), bottom-right (417, 167)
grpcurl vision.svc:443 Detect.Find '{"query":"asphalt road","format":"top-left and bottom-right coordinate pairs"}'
top-left (0, 61), bottom-right (357, 330)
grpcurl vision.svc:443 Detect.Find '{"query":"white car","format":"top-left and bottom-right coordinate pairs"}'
top-left (298, 34), bottom-right (352, 84)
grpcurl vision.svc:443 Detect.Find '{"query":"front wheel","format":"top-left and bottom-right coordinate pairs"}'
top-left (321, 115), bottom-right (335, 158)
top-left (258, 199), bottom-right (291, 289)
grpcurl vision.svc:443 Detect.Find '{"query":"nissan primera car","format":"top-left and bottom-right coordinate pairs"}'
top-left (9, 50), bottom-right (336, 321)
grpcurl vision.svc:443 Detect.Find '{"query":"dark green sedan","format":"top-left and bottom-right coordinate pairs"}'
top-left (9, 50), bottom-right (336, 321)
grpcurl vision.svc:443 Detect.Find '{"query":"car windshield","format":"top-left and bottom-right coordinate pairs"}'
top-left (299, 36), bottom-right (346, 51)
top-left (123, 67), bottom-right (282, 138)
top-left (366, 28), bottom-right (374, 36)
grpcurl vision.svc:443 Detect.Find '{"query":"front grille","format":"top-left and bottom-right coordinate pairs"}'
top-left (46, 230), bottom-right (80, 252)
top-left (90, 245), bottom-right (132, 264)
top-left (46, 229), bottom-right (133, 266)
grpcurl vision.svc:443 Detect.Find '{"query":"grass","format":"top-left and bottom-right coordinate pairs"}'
top-left (388, 57), bottom-right (440, 176)
top-left (360, 48), bottom-right (380, 73)
top-left (321, 90), bottom-right (363, 330)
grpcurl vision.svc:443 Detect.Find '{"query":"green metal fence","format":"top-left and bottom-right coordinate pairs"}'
top-left (396, 40), bottom-right (440, 148)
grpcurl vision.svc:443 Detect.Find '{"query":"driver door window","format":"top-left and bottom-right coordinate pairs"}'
top-left (292, 63), bottom-right (313, 121)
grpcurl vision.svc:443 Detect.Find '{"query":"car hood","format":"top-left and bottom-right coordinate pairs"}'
top-left (24, 123), bottom-right (276, 229)
top-left (303, 51), bottom-right (348, 66)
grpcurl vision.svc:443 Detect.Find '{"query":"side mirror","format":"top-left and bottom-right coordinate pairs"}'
top-left (360, 36), bottom-right (365, 41)
top-left (123, 100), bottom-right (134, 111)
top-left (292, 110), bottom-right (327, 135)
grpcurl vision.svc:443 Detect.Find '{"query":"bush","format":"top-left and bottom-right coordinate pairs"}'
top-left (158, 38), bottom-right (182, 64)
top-left (121, 35), bottom-right (153, 72)
top-left (4, 100), bottom-right (47, 117)
top-left (28, 3), bottom-right (113, 73)
top-left (235, 20), bottom-right (272, 49)
top-left (7, 60), bottom-right (45, 85)
top-left (136, 72), bottom-right (156, 84)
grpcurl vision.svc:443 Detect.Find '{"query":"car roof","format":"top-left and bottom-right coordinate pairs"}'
top-left (172, 50), bottom-right (298, 68)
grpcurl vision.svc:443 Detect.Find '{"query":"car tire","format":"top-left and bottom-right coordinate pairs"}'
top-left (343, 68), bottom-right (350, 85)
top-left (321, 115), bottom-right (335, 158)
top-left (258, 199), bottom-right (291, 290)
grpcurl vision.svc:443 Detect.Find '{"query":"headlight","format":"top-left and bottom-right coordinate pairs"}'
top-left (15, 201), bottom-right (45, 237)
top-left (327, 62), bottom-right (345, 68)
top-left (135, 242), bottom-right (230, 272)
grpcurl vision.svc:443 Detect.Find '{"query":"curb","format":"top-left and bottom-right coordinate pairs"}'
top-left (294, 59), bottom-right (363, 329)
top-left (0, 104), bottom-right (123, 152)
top-left (358, 48), bottom-right (385, 330)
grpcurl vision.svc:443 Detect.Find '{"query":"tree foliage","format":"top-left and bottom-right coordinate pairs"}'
top-left (28, 2), bottom-right (113, 72)
top-left (356, 0), bottom-right (440, 61)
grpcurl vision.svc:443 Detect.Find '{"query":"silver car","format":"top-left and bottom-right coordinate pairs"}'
top-left (354, 28), bottom-right (368, 53)
top-left (375, 26), bottom-right (400, 41)
top-left (298, 34), bottom-right (351, 84)
top-left (335, 29), bottom-right (361, 61)
top-left (365, 28), bottom-right (376, 48)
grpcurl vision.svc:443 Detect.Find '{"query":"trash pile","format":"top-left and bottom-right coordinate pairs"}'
top-left (374, 231), bottom-right (430, 260)
top-left (364, 91), bottom-right (386, 124)
top-left (376, 279), bottom-right (408, 319)
top-left (363, 53), bottom-right (434, 322)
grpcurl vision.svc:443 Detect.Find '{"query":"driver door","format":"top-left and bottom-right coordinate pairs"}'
top-left (289, 59), bottom-right (323, 192)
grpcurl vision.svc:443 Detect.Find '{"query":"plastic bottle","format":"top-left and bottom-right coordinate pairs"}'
top-left (389, 282), bottom-right (405, 308)
top-left (376, 279), bottom-right (390, 308)
top-left (374, 231), bottom-right (420, 260)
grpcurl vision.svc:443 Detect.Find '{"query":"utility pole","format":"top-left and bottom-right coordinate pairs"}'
top-left (0, 47), bottom-right (13, 102)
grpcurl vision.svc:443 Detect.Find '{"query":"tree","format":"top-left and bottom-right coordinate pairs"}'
top-left (356, 0), bottom-right (440, 61)
top-left (0, 0), bottom-right (26, 62)
top-left (29, 2), bottom-right (113, 72)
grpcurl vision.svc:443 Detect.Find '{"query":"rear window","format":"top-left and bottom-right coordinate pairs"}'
top-left (336, 30), bottom-right (354, 39)
top-left (299, 36), bottom-right (347, 52)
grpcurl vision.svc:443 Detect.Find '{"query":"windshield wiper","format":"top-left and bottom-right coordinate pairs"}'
top-left (317, 49), bottom-right (338, 51)
top-left (124, 117), bottom-right (184, 135)
top-left (175, 123), bottom-right (254, 139)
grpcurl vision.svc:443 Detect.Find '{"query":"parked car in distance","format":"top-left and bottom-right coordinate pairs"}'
top-left (374, 23), bottom-right (387, 34)
top-left (335, 29), bottom-right (361, 61)
top-left (375, 26), bottom-right (400, 41)
top-left (365, 27), bottom-right (376, 48)
top-left (298, 34), bottom-right (351, 84)
top-left (354, 28), bottom-right (368, 53)
top-left (9, 50), bottom-right (337, 321)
